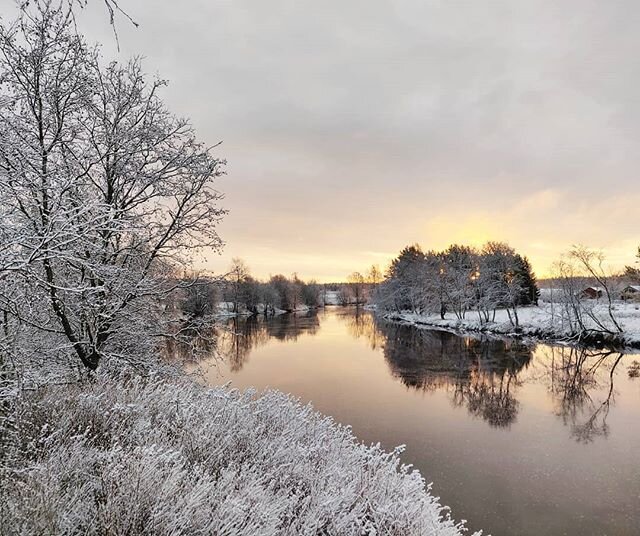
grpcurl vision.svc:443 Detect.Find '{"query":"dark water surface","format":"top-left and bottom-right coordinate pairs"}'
top-left (195, 307), bottom-right (640, 536)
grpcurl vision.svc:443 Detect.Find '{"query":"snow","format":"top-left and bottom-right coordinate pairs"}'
top-left (215, 302), bottom-right (288, 317)
top-left (216, 301), bottom-right (250, 317)
top-left (323, 290), bottom-right (341, 306)
top-left (383, 301), bottom-right (640, 348)
top-left (2, 375), bottom-right (481, 535)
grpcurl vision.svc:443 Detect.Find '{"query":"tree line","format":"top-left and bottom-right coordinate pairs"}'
top-left (221, 259), bottom-right (327, 314)
top-left (180, 261), bottom-right (387, 318)
top-left (375, 242), bottom-right (539, 328)
top-left (180, 259), bottom-right (330, 317)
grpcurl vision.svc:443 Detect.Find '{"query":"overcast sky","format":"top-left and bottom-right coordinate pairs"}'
top-left (3, 0), bottom-right (639, 281)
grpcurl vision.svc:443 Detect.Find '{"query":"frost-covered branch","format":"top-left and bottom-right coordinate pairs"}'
top-left (0, 3), bottom-right (225, 374)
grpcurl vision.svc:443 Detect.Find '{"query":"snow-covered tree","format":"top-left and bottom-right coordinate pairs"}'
top-left (225, 258), bottom-right (250, 313)
top-left (376, 242), bottom-right (539, 327)
top-left (0, 2), bottom-right (226, 373)
top-left (481, 242), bottom-right (524, 328)
top-left (441, 244), bottom-right (477, 320)
top-left (378, 244), bottom-right (427, 312)
top-left (550, 246), bottom-right (623, 336)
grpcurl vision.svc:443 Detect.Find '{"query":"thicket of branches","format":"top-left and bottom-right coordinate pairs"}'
top-left (220, 259), bottom-right (325, 315)
top-left (337, 267), bottom-right (382, 306)
top-left (0, 2), bottom-right (225, 382)
top-left (376, 242), bottom-right (539, 328)
top-left (548, 246), bottom-right (625, 337)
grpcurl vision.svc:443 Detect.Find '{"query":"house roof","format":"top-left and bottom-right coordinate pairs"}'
top-left (624, 285), bottom-right (640, 292)
top-left (583, 286), bottom-right (605, 293)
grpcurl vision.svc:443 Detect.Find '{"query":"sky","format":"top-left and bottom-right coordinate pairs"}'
top-left (3, 0), bottom-right (639, 281)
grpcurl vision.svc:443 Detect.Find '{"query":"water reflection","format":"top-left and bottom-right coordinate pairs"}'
top-left (344, 308), bottom-right (386, 350)
top-left (377, 320), bottom-right (531, 428)
top-left (216, 312), bottom-right (320, 371)
top-left (537, 346), bottom-right (625, 443)
top-left (186, 308), bottom-right (640, 536)
top-left (164, 321), bottom-right (217, 363)
top-left (194, 308), bottom-right (630, 441)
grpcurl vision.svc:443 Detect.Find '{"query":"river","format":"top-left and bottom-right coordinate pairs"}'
top-left (192, 307), bottom-right (640, 536)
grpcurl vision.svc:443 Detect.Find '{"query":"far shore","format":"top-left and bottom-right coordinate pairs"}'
top-left (376, 302), bottom-right (640, 351)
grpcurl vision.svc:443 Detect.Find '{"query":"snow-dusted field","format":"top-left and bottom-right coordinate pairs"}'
top-left (384, 301), bottom-right (640, 348)
top-left (2, 375), bottom-right (480, 536)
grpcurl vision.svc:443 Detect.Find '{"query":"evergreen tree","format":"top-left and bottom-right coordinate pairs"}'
top-left (624, 246), bottom-right (640, 281)
top-left (514, 255), bottom-right (539, 305)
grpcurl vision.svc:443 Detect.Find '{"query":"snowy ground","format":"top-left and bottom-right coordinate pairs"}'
top-left (2, 375), bottom-right (481, 536)
top-left (383, 300), bottom-right (640, 348)
top-left (216, 302), bottom-right (289, 317)
top-left (216, 295), bottom-right (340, 318)
top-left (323, 290), bottom-right (342, 305)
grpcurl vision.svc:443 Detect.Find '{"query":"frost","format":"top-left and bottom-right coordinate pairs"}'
top-left (1, 375), bottom-right (482, 535)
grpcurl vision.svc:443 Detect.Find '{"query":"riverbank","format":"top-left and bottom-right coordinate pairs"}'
top-left (216, 301), bottom-right (321, 318)
top-left (380, 302), bottom-right (640, 350)
top-left (1, 373), bottom-right (481, 536)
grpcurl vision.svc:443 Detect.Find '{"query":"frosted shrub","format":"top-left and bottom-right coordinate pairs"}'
top-left (1, 376), bottom-right (481, 535)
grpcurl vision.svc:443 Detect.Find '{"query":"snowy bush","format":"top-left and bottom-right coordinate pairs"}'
top-left (1, 376), bottom-right (480, 535)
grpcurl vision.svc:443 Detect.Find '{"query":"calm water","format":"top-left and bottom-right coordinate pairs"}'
top-left (194, 307), bottom-right (640, 536)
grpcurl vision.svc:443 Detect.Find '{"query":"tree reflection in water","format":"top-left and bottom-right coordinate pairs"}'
top-left (344, 307), bottom-right (386, 350)
top-left (340, 312), bottom-right (628, 439)
top-left (201, 311), bottom-right (321, 371)
top-left (172, 309), bottom-right (629, 441)
top-left (536, 346), bottom-right (625, 442)
top-left (374, 319), bottom-right (532, 428)
top-left (163, 320), bottom-right (218, 364)
top-left (217, 316), bottom-right (271, 372)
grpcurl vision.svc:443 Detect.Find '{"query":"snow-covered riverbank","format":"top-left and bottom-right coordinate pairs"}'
top-left (2, 375), bottom-right (481, 536)
top-left (215, 298), bottom-right (337, 318)
top-left (381, 301), bottom-right (640, 349)
top-left (214, 290), bottom-right (346, 318)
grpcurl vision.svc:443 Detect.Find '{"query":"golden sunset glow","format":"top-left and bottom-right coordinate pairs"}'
top-left (199, 186), bottom-right (640, 281)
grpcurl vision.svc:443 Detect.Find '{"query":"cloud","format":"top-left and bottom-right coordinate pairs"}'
top-left (2, 0), bottom-right (639, 281)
